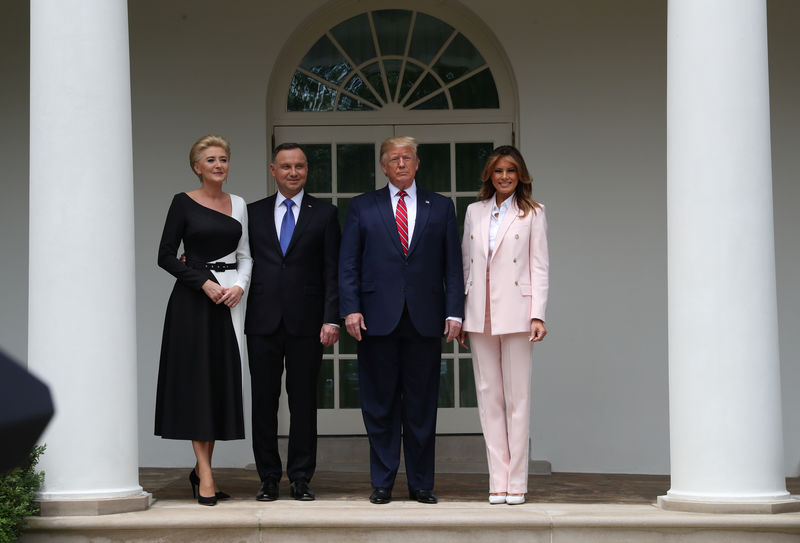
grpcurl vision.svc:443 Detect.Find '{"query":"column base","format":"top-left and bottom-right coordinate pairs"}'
top-left (658, 494), bottom-right (800, 514)
top-left (38, 492), bottom-right (152, 516)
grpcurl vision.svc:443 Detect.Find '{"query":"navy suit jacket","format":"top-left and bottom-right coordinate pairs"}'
top-left (245, 193), bottom-right (340, 337)
top-left (338, 185), bottom-right (464, 337)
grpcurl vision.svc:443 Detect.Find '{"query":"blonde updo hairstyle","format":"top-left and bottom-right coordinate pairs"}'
top-left (189, 135), bottom-right (231, 179)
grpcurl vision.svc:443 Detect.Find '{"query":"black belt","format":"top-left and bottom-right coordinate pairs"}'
top-left (186, 260), bottom-right (237, 272)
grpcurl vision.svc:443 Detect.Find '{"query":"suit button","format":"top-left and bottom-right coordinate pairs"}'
top-left (469, 281), bottom-right (473, 286)
top-left (470, 234), bottom-right (474, 239)
top-left (515, 234), bottom-right (519, 239)
top-left (515, 281), bottom-right (518, 286)
top-left (471, 258), bottom-right (473, 263)
top-left (513, 258), bottom-right (517, 263)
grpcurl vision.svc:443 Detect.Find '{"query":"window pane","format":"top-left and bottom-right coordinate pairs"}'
top-left (415, 143), bottom-right (450, 193)
top-left (317, 359), bottom-right (334, 409)
top-left (330, 13), bottom-right (376, 67)
top-left (450, 69), bottom-right (499, 109)
top-left (339, 328), bottom-right (358, 355)
top-left (361, 62), bottom-right (387, 103)
top-left (456, 142), bottom-right (493, 192)
top-left (337, 94), bottom-right (374, 111)
top-left (343, 74), bottom-right (381, 106)
top-left (336, 197), bottom-right (352, 230)
top-left (300, 35), bottom-right (352, 85)
top-left (287, 71), bottom-right (337, 112)
top-left (459, 358), bottom-right (478, 408)
top-left (441, 336), bottom-right (455, 354)
top-left (304, 144), bottom-right (333, 193)
top-left (373, 10), bottom-right (412, 56)
top-left (438, 359), bottom-right (454, 407)
top-left (378, 60), bottom-right (403, 102)
top-left (411, 92), bottom-right (448, 110)
top-left (406, 73), bottom-right (442, 107)
top-left (337, 144), bottom-right (376, 193)
top-left (398, 62), bottom-right (424, 103)
top-left (408, 13), bottom-right (454, 66)
top-left (339, 359), bottom-right (361, 408)
top-left (432, 33), bottom-right (485, 83)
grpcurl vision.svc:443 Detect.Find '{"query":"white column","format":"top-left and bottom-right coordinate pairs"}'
top-left (661, 0), bottom-right (797, 513)
top-left (29, 0), bottom-right (146, 515)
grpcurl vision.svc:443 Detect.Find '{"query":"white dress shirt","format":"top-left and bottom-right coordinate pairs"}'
top-left (488, 194), bottom-right (512, 253)
top-left (274, 189), bottom-right (304, 238)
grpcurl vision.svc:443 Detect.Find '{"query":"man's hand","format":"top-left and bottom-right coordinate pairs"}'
top-left (443, 319), bottom-right (461, 343)
top-left (320, 324), bottom-right (340, 347)
top-left (345, 313), bottom-right (367, 341)
top-left (530, 319), bottom-right (547, 342)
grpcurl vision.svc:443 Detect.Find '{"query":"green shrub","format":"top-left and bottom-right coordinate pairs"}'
top-left (0, 445), bottom-right (45, 543)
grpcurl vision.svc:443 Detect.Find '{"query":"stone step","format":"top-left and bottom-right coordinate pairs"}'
top-left (22, 499), bottom-right (800, 542)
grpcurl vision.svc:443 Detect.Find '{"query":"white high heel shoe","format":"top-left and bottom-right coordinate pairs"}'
top-left (506, 494), bottom-right (525, 505)
top-left (488, 493), bottom-right (506, 504)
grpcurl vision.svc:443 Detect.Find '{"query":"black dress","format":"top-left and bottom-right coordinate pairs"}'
top-left (154, 192), bottom-right (252, 441)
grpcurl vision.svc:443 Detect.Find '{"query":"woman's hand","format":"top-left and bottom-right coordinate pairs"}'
top-left (530, 319), bottom-right (547, 342)
top-left (201, 280), bottom-right (225, 303)
top-left (457, 330), bottom-right (469, 349)
top-left (219, 285), bottom-right (244, 308)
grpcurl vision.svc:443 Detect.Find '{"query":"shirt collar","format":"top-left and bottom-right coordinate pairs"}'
top-left (389, 180), bottom-right (417, 199)
top-left (277, 188), bottom-right (304, 208)
top-left (492, 194), bottom-right (512, 214)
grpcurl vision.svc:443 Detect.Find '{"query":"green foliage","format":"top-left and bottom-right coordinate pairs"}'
top-left (0, 445), bottom-right (45, 543)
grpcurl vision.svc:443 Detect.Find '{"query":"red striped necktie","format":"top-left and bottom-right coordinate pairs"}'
top-left (396, 190), bottom-right (409, 255)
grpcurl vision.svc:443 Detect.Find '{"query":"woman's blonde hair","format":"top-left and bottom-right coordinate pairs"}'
top-left (189, 135), bottom-right (231, 177)
top-left (477, 145), bottom-right (540, 216)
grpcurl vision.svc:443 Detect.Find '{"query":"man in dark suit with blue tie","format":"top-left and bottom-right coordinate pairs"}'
top-left (245, 143), bottom-right (340, 502)
top-left (339, 136), bottom-right (464, 504)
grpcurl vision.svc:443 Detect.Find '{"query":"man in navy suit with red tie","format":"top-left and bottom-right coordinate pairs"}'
top-left (339, 136), bottom-right (464, 504)
top-left (245, 143), bottom-right (340, 502)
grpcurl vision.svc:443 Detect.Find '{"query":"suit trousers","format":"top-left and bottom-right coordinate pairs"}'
top-left (247, 323), bottom-right (322, 483)
top-left (469, 274), bottom-right (533, 494)
top-left (357, 306), bottom-right (441, 492)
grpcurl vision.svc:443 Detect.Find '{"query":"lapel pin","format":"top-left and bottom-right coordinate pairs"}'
top-left (425, 200), bottom-right (430, 205)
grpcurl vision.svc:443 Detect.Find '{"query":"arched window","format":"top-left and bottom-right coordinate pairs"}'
top-left (287, 10), bottom-right (500, 111)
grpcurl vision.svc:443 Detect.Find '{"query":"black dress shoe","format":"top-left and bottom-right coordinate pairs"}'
top-left (369, 487), bottom-right (392, 504)
top-left (290, 479), bottom-right (315, 501)
top-left (409, 489), bottom-right (438, 504)
top-left (256, 479), bottom-right (279, 501)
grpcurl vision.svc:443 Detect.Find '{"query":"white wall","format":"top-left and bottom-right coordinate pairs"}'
top-left (2, 0), bottom-right (798, 475)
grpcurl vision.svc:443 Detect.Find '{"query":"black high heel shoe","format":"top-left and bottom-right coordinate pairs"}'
top-left (190, 468), bottom-right (230, 501)
top-left (197, 493), bottom-right (218, 506)
top-left (189, 469), bottom-right (200, 499)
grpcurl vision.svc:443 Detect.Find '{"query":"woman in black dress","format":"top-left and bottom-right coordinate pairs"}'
top-left (155, 135), bottom-right (252, 505)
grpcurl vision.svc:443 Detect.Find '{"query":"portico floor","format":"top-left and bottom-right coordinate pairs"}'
top-left (21, 470), bottom-right (800, 542)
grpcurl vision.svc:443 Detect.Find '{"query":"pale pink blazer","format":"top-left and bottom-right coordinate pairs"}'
top-left (461, 197), bottom-right (549, 335)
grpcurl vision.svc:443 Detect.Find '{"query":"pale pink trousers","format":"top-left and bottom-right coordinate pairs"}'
top-left (469, 273), bottom-right (532, 494)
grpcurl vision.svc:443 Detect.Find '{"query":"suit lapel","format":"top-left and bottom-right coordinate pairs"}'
top-left (407, 189), bottom-right (431, 257)
top-left (376, 186), bottom-right (406, 257)
top-left (284, 193), bottom-right (314, 256)
top-left (478, 199), bottom-right (492, 260)
top-left (491, 197), bottom-right (518, 261)
top-left (262, 195), bottom-right (282, 254)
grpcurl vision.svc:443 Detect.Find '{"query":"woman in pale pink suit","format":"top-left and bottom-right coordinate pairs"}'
top-left (457, 146), bottom-right (549, 505)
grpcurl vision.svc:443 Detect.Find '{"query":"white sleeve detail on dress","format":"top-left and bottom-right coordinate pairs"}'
top-left (231, 194), bottom-right (253, 292)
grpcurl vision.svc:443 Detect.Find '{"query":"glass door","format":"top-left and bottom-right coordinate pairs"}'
top-left (272, 123), bottom-right (511, 434)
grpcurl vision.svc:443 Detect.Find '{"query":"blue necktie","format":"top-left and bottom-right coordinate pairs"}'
top-left (279, 199), bottom-right (295, 255)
